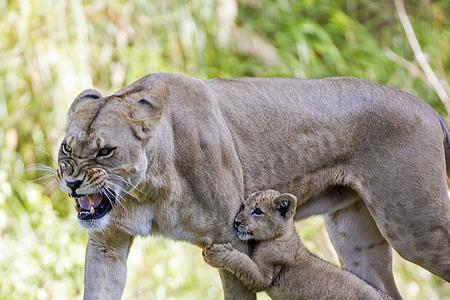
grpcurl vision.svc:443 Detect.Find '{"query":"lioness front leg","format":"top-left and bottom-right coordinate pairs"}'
top-left (203, 244), bottom-right (272, 292)
top-left (219, 269), bottom-right (257, 300)
top-left (84, 229), bottom-right (133, 300)
top-left (215, 230), bottom-right (257, 300)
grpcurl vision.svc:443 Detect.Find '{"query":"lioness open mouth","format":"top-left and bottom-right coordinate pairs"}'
top-left (73, 191), bottom-right (115, 220)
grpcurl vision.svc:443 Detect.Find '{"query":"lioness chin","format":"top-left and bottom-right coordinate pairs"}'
top-left (55, 73), bottom-right (450, 300)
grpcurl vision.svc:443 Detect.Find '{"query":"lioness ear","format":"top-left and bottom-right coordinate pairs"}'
top-left (273, 193), bottom-right (297, 219)
top-left (130, 96), bottom-right (162, 140)
top-left (68, 89), bottom-right (102, 118)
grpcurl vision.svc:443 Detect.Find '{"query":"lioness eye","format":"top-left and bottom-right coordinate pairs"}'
top-left (239, 203), bottom-right (245, 211)
top-left (97, 147), bottom-right (115, 158)
top-left (62, 143), bottom-right (72, 155)
top-left (252, 208), bottom-right (263, 216)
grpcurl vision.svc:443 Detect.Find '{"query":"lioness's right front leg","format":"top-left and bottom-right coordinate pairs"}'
top-left (84, 229), bottom-right (134, 300)
top-left (216, 236), bottom-right (257, 300)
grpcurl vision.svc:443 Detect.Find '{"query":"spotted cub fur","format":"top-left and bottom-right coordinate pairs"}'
top-left (203, 189), bottom-right (391, 300)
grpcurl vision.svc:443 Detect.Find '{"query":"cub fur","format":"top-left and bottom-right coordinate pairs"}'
top-left (203, 189), bottom-right (392, 300)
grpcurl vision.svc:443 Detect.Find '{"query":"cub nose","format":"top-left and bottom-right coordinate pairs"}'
top-left (66, 179), bottom-right (82, 194)
top-left (234, 220), bottom-right (242, 229)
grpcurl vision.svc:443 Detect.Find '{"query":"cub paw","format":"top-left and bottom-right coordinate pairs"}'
top-left (202, 243), bottom-right (234, 269)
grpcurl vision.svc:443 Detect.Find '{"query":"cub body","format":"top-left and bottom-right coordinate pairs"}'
top-left (203, 190), bottom-right (391, 300)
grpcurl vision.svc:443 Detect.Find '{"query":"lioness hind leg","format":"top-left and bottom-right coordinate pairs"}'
top-left (356, 122), bottom-right (450, 282)
top-left (364, 178), bottom-right (450, 282)
top-left (325, 201), bottom-right (403, 300)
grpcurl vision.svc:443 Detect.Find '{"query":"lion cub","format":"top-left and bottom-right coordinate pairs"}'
top-left (203, 190), bottom-right (391, 300)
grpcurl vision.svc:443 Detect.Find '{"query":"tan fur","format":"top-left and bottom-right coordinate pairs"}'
top-left (203, 190), bottom-right (392, 300)
top-left (57, 73), bottom-right (450, 300)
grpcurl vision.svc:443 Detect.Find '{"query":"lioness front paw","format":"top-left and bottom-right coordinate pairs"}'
top-left (202, 243), bottom-right (234, 269)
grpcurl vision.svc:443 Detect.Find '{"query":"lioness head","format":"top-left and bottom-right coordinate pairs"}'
top-left (57, 78), bottom-right (165, 230)
top-left (234, 189), bottom-right (297, 241)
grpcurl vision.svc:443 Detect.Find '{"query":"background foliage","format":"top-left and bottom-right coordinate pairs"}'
top-left (0, 0), bottom-right (449, 299)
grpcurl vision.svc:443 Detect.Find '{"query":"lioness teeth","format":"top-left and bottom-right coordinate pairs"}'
top-left (90, 206), bottom-right (95, 214)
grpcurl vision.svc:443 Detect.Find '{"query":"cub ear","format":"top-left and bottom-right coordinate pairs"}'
top-left (272, 193), bottom-right (297, 219)
top-left (130, 96), bottom-right (162, 140)
top-left (68, 89), bottom-right (102, 118)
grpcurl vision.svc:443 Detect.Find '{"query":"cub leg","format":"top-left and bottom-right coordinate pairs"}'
top-left (204, 244), bottom-right (272, 293)
top-left (215, 237), bottom-right (257, 299)
top-left (325, 201), bottom-right (402, 300)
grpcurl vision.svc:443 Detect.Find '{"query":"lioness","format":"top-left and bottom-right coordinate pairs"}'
top-left (203, 189), bottom-right (392, 300)
top-left (56, 73), bottom-right (450, 300)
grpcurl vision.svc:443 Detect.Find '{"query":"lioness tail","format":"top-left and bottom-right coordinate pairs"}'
top-left (438, 117), bottom-right (450, 179)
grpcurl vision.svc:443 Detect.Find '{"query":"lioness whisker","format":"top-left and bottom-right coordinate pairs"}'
top-left (113, 188), bottom-right (131, 205)
top-left (35, 148), bottom-right (59, 164)
top-left (102, 188), bottom-right (116, 207)
top-left (103, 185), bottom-right (129, 212)
top-left (114, 168), bottom-right (151, 182)
top-left (108, 173), bottom-right (144, 194)
top-left (43, 179), bottom-right (59, 191)
top-left (105, 182), bottom-right (125, 201)
top-left (108, 174), bottom-right (140, 192)
top-left (103, 188), bottom-right (125, 212)
top-left (107, 181), bottom-right (137, 200)
top-left (31, 174), bottom-right (56, 183)
top-left (28, 164), bottom-right (57, 174)
top-left (133, 169), bottom-right (151, 181)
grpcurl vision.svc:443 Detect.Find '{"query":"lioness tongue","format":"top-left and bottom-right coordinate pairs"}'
top-left (78, 194), bottom-right (103, 210)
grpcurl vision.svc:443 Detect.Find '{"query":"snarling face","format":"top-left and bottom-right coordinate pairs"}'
top-left (56, 88), bottom-right (162, 230)
top-left (234, 190), bottom-right (297, 241)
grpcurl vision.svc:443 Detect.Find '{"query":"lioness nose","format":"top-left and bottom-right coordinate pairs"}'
top-left (66, 179), bottom-right (82, 194)
top-left (234, 220), bottom-right (242, 229)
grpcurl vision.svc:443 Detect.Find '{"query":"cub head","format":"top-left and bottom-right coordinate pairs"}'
top-left (56, 77), bottom-right (166, 230)
top-left (234, 189), bottom-right (297, 241)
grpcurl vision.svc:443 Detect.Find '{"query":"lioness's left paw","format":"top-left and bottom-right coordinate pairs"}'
top-left (202, 243), bottom-right (234, 268)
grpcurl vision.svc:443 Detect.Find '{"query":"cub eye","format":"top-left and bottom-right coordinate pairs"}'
top-left (252, 208), bottom-right (263, 216)
top-left (96, 147), bottom-right (116, 158)
top-left (61, 143), bottom-right (72, 155)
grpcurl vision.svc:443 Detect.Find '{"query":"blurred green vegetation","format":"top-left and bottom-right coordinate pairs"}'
top-left (0, 0), bottom-right (449, 299)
